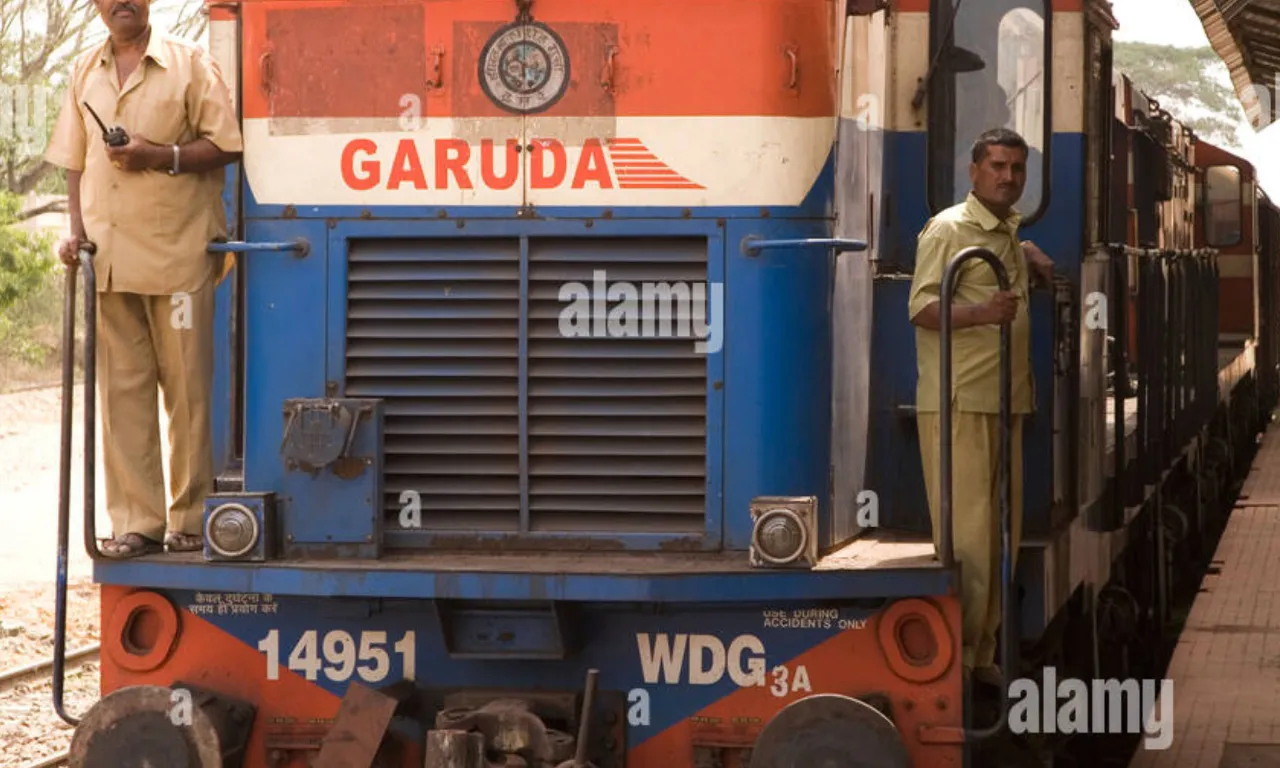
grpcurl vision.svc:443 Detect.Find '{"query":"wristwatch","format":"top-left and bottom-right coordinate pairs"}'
top-left (168, 144), bottom-right (179, 176)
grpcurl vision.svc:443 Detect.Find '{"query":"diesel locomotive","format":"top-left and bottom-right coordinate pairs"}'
top-left (52, 0), bottom-right (1280, 765)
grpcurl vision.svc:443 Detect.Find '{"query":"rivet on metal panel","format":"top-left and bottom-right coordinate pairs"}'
top-left (713, 381), bottom-right (723, 390)
top-left (682, 208), bottom-right (692, 218)
top-left (286, 534), bottom-right (294, 543)
top-left (584, 220), bottom-right (594, 228)
top-left (326, 381), bottom-right (338, 396)
top-left (602, 209), bottom-right (613, 219)
top-left (327, 219), bottom-right (336, 229)
top-left (456, 220), bottom-right (466, 229)
top-left (437, 210), bottom-right (448, 218)
top-left (282, 205), bottom-right (296, 219)
top-left (359, 210), bottom-right (373, 219)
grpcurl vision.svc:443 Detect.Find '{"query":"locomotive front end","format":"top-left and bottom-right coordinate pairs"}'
top-left (63, 0), bottom-right (975, 766)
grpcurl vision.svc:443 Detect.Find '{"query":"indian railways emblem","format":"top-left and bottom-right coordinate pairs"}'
top-left (479, 21), bottom-right (570, 114)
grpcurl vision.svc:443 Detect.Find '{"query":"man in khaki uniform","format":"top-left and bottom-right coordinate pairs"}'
top-left (908, 128), bottom-right (1053, 687)
top-left (45, 0), bottom-right (242, 557)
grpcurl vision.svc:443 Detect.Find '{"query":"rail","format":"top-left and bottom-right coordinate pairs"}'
top-left (740, 237), bottom-right (868, 257)
top-left (0, 644), bottom-right (100, 688)
top-left (19, 751), bottom-right (68, 768)
top-left (937, 245), bottom-right (1013, 739)
top-left (1103, 245), bottom-right (1218, 517)
top-left (207, 237), bottom-right (309, 256)
top-left (54, 243), bottom-right (105, 728)
top-left (52, 236), bottom-right (301, 726)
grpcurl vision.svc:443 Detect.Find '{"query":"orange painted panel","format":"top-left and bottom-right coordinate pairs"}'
top-left (97, 587), bottom-right (965, 767)
top-left (99, 586), bottom-right (343, 768)
top-left (631, 596), bottom-right (965, 767)
top-left (238, 0), bottom-right (836, 120)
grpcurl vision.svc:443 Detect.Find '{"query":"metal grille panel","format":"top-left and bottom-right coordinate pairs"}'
top-left (528, 237), bottom-right (708, 533)
top-left (347, 239), bottom-right (521, 531)
top-left (345, 236), bottom-right (709, 540)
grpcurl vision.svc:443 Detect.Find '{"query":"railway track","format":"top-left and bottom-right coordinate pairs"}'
top-left (19, 751), bottom-right (69, 768)
top-left (0, 644), bottom-right (99, 689)
top-left (1, 645), bottom-right (99, 768)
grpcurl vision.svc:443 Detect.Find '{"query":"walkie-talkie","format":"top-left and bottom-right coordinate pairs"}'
top-left (82, 102), bottom-right (129, 147)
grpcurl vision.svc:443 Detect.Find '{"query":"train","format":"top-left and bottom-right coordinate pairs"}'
top-left (51, 0), bottom-right (1280, 766)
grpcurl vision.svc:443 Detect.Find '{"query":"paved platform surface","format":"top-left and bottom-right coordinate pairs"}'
top-left (1129, 426), bottom-right (1280, 768)
top-left (0, 386), bottom-right (145, 588)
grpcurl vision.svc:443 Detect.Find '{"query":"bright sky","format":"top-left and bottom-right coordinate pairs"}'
top-left (1112, 0), bottom-right (1280, 195)
top-left (1112, 0), bottom-right (1210, 47)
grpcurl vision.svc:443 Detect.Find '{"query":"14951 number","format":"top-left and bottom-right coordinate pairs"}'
top-left (257, 630), bottom-right (416, 683)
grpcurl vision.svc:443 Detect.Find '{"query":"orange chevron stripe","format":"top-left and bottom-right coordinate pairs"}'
top-left (606, 138), bottom-right (704, 190)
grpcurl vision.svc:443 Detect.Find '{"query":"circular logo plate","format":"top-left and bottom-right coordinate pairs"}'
top-left (479, 22), bottom-right (570, 114)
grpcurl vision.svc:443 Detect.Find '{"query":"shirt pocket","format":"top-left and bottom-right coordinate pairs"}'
top-left (132, 93), bottom-right (188, 146)
top-left (959, 253), bottom-right (1002, 291)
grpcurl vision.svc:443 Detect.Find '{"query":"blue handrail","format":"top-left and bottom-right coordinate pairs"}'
top-left (741, 237), bottom-right (868, 256)
top-left (208, 238), bottom-right (309, 256)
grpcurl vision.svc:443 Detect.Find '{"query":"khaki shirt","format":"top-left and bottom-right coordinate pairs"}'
top-left (908, 192), bottom-right (1034, 414)
top-left (44, 30), bottom-right (242, 295)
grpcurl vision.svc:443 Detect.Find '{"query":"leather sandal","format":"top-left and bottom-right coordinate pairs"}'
top-left (100, 533), bottom-right (163, 559)
top-left (164, 532), bottom-right (203, 552)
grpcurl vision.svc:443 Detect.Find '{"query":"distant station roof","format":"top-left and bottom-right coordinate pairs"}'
top-left (1192, 0), bottom-right (1280, 128)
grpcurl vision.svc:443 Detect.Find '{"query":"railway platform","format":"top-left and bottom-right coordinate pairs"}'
top-left (1128, 418), bottom-right (1280, 768)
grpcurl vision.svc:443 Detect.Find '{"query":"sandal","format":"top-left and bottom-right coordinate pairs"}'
top-left (165, 532), bottom-right (203, 552)
top-left (100, 533), bottom-right (163, 559)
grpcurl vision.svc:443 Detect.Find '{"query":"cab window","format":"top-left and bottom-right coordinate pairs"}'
top-left (928, 1), bottom-right (1050, 221)
top-left (1203, 165), bottom-right (1243, 247)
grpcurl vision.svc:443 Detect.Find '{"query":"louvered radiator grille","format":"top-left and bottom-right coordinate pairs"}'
top-left (345, 236), bottom-right (709, 540)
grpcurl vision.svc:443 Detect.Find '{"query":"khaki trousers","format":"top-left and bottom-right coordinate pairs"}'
top-left (917, 412), bottom-right (1024, 671)
top-left (96, 284), bottom-right (214, 541)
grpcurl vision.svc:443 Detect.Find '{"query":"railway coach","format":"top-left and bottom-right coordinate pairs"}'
top-left (50, 0), bottom-right (1273, 766)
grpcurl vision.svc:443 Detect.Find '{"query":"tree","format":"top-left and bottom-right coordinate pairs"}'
top-left (0, 189), bottom-right (52, 313)
top-left (1, 0), bottom-right (207, 211)
top-left (1113, 41), bottom-right (1248, 149)
top-left (1, 0), bottom-right (100, 199)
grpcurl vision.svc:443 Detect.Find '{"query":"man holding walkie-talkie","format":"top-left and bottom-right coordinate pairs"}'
top-left (44, 0), bottom-right (242, 558)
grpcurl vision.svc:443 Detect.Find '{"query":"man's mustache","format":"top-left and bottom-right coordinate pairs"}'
top-left (111, 2), bottom-right (137, 13)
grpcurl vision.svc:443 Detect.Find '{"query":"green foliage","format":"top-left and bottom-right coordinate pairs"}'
top-left (1113, 41), bottom-right (1246, 148)
top-left (0, 190), bottom-right (60, 374)
top-left (0, 191), bottom-right (55, 313)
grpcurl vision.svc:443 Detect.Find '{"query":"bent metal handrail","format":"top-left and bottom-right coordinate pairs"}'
top-left (52, 236), bottom-right (309, 727)
top-left (938, 245), bottom-right (1013, 740)
top-left (54, 243), bottom-right (106, 728)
